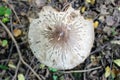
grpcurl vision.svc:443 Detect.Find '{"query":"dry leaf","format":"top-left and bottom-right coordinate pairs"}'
top-left (13, 29), bottom-right (22, 37)
top-left (100, 5), bottom-right (109, 15)
top-left (81, 6), bottom-right (86, 13)
top-left (8, 61), bottom-right (16, 69)
top-left (86, 0), bottom-right (95, 5)
top-left (106, 16), bottom-right (114, 26)
top-left (94, 21), bottom-right (99, 28)
top-left (111, 68), bottom-right (116, 79)
top-left (105, 66), bottom-right (111, 78)
top-left (111, 40), bottom-right (120, 45)
top-left (103, 26), bottom-right (111, 35)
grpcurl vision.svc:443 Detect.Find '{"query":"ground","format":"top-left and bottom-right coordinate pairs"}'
top-left (0, 0), bottom-right (120, 80)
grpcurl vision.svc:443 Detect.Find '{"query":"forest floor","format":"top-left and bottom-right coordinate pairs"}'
top-left (0, 0), bottom-right (120, 80)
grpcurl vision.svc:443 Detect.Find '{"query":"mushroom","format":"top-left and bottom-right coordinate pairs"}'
top-left (28, 6), bottom-right (94, 70)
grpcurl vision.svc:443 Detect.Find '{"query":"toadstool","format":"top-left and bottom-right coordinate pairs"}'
top-left (28, 6), bottom-right (94, 70)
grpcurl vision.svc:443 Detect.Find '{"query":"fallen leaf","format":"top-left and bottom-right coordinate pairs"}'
top-left (40, 64), bottom-right (45, 69)
top-left (8, 61), bottom-right (16, 69)
top-left (0, 6), bottom-right (11, 17)
top-left (118, 7), bottom-right (120, 11)
top-left (94, 21), bottom-right (99, 28)
top-left (53, 74), bottom-right (58, 80)
top-left (0, 64), bottom-right (8, 70)
top-left (105, 66), bottom-right (111, 78)
top-left (86, 0), bottom-right (95, 5)
top-left (81, 6), bottom-right (86, 13)
top-left (0, 6), bottom-right (6, 16)
top-left (106, 16), bottom-right (114, 26)
top-left (48, 67), bottom-right (58, 72)
top-left (2, 17), bottom-right (9, 23)
top-left (2, 39), bottom-right (8, 47)
top-left (113, 59), bottom-right (120, 67)
top-left (111, 68), bottom-right (116, 79)
top-left (111, 27), bottom-right (118, 36)
top-left (100, 5), bottom-right (109, 15)
top-left (103, 26), bottom-right (111, 35)
top-left (4, 8), bottom-right (12, 17)
top-left (111, 40), bottom-right (120, 45)
top-left (13, 29), bottom-right (22, 37)
top-left (99, 16), bottom-right (105, 22)
top-left (18, 73), bottom-right (25, 80)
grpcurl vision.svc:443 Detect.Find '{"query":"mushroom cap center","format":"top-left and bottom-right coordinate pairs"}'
top-left (48, 24), bottom-right (70, 45)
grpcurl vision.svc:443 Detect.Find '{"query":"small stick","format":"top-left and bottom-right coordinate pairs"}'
top-left (60, 66), bottom-right (102, 73)
top-left (0, 20), bottom-right (42, 80)
top-left (12, 60), bottom-right (21, 80)
top-left (91, 43), bottom-right (109, 54)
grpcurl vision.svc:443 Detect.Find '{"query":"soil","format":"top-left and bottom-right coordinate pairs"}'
top-left (0, 0), bottom-right (120, 80)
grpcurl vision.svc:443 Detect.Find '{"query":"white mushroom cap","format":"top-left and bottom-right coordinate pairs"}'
top-left (28, 6), bottom-right (94, 70)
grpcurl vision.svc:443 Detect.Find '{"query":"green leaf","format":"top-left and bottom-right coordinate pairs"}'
top-left (0, 64), bottom-right (9, 70)
top-left (5, 8), bottom-right (12, 17)
top-left (18, 73), bottom-right (25, 80)
top-left (0, 6), bottom-right (6, 16)
top-left (2, 39), bottom-right (8, 47)
top-left (0, 6), bottom-right (11, 17)
top-left (2, 17), bottom-right (9, 23)
top-left (113, 59), bottom-right (120, 67)
top-left (53, 75), bottom-right (58, 80)
top-left (48, 67), bottom-right (58, 72)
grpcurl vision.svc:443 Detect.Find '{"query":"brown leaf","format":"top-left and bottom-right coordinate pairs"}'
top-left (13, 29), bottom-right (22, 37)
top-left (106, 16), bottom-right (114, 26)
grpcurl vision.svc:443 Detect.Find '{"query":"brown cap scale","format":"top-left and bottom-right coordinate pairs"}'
top-left (28, 6), bottom-right (94, 70)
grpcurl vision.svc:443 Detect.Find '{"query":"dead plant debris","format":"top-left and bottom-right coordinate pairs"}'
top-left (0, 0), bottom-right (120, 80)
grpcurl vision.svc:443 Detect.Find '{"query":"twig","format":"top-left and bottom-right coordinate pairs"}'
top-left (12, 60), bottom-right (21, 80)
top-left (25, 57), bottom-right (35, 79)
top-left (4, 0), bottom-right (22, 25)
top-left (5, 41), bottom-right (13, 65)
top-left (0, 59), bottom-right (16, 62)
top-left (91, 43), bottom-right (109, 54)
top-left (0, 20), bottom-right (42, 80)
top-left (59, 66), bottom-right (102, 73)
